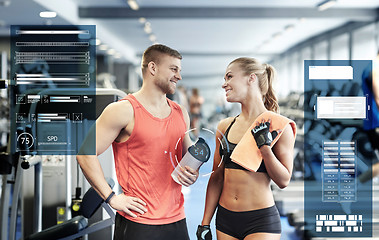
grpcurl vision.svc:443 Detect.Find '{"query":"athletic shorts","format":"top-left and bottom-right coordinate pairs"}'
top-left (113, 213), bottom-right (190, 240)
top-left (216, 204), bottom-right (281, 239)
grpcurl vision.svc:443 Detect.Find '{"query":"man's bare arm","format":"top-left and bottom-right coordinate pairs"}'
top-left (77, 101), bottom-right (147, 217)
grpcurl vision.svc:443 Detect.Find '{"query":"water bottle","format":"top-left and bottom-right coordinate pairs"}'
top-left (171, 137), bottom-right (210, 185)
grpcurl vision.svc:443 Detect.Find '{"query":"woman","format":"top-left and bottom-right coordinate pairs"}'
top-left (197, 57), bottom-right (296, 240)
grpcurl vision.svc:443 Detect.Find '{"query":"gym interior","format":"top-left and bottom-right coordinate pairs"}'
top-left (1, 0), bottom-right (379, 239)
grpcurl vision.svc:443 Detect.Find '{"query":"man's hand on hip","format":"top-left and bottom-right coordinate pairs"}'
top-left (109, 193), bottom-right (147, 218)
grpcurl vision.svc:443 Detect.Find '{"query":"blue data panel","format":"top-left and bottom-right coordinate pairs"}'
top-left (304, 60), bottom-right (373, 237)
top-left (10, 25), bottom-right (96, 155)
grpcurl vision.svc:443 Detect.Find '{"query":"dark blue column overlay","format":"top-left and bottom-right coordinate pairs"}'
top-left (304, 60), bottom-right (373, 237)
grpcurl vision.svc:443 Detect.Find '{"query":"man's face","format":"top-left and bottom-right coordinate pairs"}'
top-left (154, 55), bottom-right (182, 95)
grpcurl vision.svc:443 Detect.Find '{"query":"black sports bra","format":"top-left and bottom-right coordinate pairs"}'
top-left (219, 116), bottom-right (267, 173)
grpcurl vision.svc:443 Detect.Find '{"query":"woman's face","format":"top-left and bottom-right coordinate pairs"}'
top-left (222, 62), bottom-right (249, 102)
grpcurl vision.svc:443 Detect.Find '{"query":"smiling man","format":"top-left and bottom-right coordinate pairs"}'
top-left (77, 44), bottom-right (198, 240)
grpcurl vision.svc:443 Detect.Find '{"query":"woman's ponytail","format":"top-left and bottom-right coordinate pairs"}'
top-left (229, 58), bottom-right (279, 113)
top-left (263, 64), bottom-right (279, 113)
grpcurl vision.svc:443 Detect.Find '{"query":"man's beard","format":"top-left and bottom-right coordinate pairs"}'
top-left (155, 78), bottom-right (175, 95)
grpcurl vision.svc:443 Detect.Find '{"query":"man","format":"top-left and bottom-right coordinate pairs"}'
top-left (77, 44), bottom-right (198, 239)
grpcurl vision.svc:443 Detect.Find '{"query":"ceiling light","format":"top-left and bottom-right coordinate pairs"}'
top-left (127, 0), bottom-right (139, 11)
top-left (317, 0), bottom-right (337, 11)
top-left (149, 34), bottom-right (157, 42)
top-left (39, 11), bottom-right (57, 18)
top-left (99, 44), bottom-right (108, 51)
top-left (139, 17), bottom-right (146, 24)
top-left (144, 26), bottom-right (152, 34)
top-left (144, 22), bottom-right (152, 34)
top-left (107, 49), bottom-right (116, 55)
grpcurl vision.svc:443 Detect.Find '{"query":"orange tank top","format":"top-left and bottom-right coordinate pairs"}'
top-left (112, 94), bottom-right (186, 225)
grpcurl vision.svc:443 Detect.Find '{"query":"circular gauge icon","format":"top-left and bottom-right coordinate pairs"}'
top-left (17, 132), bottom-right (35, 150)
top-left (169, 127), bottom-right (229, 178)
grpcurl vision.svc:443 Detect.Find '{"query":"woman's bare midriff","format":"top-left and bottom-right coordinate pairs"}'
top-left (219, 168), bottom-right (275, 212)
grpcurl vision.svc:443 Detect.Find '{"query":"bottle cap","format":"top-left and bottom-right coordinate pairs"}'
top-left (188, 137), bottom-right (210, 163)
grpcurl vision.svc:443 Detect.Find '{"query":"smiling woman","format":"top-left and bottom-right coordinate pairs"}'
top-left (198, 57), bottom-right (296, 240)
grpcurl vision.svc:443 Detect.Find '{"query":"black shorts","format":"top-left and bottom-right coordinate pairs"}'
top-left (113, 213), bottom-right (190, 240)
top-left (216, 204), bottom-right (281, 239)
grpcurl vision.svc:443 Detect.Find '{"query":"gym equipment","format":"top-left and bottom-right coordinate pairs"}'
top-left (1, 88), bottom-right (126, 240)
top-left (25, 178), bottom-right (115, 240)
top-left (0, 79), bottom-right (6, 89)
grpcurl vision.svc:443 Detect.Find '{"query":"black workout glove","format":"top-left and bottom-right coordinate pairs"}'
top-left (196, 225), bottom-right (212, 240)
top-left (251, 121), bottom-right (278, 149)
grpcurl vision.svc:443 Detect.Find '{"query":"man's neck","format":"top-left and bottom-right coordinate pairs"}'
top-left (134, 85), bottom-right (168, 108)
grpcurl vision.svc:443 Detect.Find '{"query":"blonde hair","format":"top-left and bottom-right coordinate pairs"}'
top-left (229, 57), bottom-right (279, 113)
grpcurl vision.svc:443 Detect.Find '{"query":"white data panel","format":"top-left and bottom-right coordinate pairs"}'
top-left (317, 97), bottom-right (366, 119)
top-left (315, 215), bottom-right (363, 233)
top-left (309, 66), bottom-right (353, 80)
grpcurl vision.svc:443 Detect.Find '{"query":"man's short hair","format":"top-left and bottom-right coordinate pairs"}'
top-left (141, 44), bottom-right (182, 74)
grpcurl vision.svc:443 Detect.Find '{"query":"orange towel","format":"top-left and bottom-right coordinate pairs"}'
top-left (230, 111), bottom-right (296, 172)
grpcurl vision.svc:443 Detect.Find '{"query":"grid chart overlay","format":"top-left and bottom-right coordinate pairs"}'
top-left (316, 214), bottom-right (362, 233)
top-left (322, 141), bottom-right (356, 202)
top-left (10, 25), bottom-right (96, 155)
